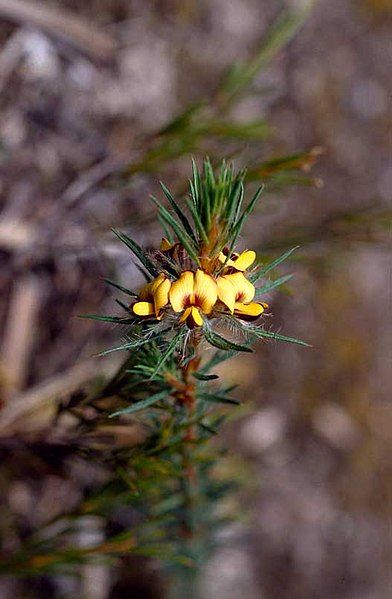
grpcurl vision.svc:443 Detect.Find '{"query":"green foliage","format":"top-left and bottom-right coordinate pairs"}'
top-left (121, 5), bottom-right (317, 195)
top-left (249, 246), bottom-right (300, 282)
top-left (83, 158), bottom-right (309, 585)
top-left (220, 8), bottom-right (310, 105)
top-left (203, 325), bottom-right (253, 353)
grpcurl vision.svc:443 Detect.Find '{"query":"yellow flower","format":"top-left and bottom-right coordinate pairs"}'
top-left (132, 273), bottom-right (171, 319)
top-left (160, 237), bottom-right (174, 252)
top-left (217, 272), bottom-right (267, 320)
top-left (169, 269), bottom-right (218, 328)
top-left (218, 249), bottom-right (256, 272)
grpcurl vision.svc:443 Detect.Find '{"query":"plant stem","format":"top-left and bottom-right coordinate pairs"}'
top-left (178, 339), bottom-right (200, 538)
top-left (169, 340), bottom-right (202, 598)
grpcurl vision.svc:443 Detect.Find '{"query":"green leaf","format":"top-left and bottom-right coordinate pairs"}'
top-left (80, 314), bottom-right (134, 324)
top-left (200, 350), bottom-right (237, 373)
top-left (115, 298), bottom-right (132, 313)
top-left (103, 278), bottom-right (138, 297)
top-left (112, 229), bottom-right (158, 277)
top-left (256, 273), bottom-right (293, 295)
top-left (110, 390), bottom-right (170, 417)
top-left (198, 392), bottom-right (240, 406)
top-left (250, 246), bottom-right (299, 283)
top-left (249, 327), bottom-right (311, 347)
top-left (97, 333), bottom-right (163, 357)
top-left (156, 102), bottom-right (203, 136)
top-left (262, 247), bottom-right (300, 273)
top-left (151, 196), bottom-right (200, 265)
top-left (149, 331), bottom-right (185, 380)
top-left (234, 184), bottom-right (264, 233)
top-left (226, 179), bottom-right (244, 227)
top-left (185, 197), bottom-right (208, 243)
top-left (222, 185), bottom-right (263, 266)
top-left (221, 8), bottom-right (310, 104)
top-left (191, 157), bottom-right (211, 230)
top-left (192, 372), bottom-right (219, 381)
top-left (198, 422), bottom-right (218, 435)
top-left (160, 182), bottom-right (196, 241)
top-left (203, 326), bottom-right (253, 353)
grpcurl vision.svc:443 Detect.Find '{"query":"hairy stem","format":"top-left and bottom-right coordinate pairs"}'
top-left (178, 341), bottom-right (200, 538)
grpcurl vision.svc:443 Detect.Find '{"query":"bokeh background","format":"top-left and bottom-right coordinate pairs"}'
top-left (0, 0), bottom-right (391, 597)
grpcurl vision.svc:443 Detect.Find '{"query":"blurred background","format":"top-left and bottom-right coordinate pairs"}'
top-left (0, 0), bottom-right (391, 597)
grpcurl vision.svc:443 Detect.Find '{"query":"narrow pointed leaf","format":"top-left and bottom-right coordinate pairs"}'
top-left (97, 334), bottom-right (162, 357)
top-left (199, 422), bottom-right (218, 435)
top-left (226, 179), bottom-right (244, 225)
top-left (200, 350), bottom-right (236, 373)
top-left (103, 278), bottom-right (137, 297)
top-left (256, 273), bottom-right (293, 295)
top-left (224, 185), bottom-right (264, 263)
top-left (185, 197), bottom-right (208, 242)
top-left (250, 246), bottom-right (300, 283)
top-left (115, 298), bottom-right (132, 312)
top-left (234, 184), bottom-right (264, 232)
top-left (112, 229), bottom-right (158, 277)
top-left (203, 326), bottom-right (253, 353)
top-left (149, 331), bottom-right (185, 380)
top-left (249, 327), bottom-right (311, 347)
top-left (222, 8), bottom-right (310, 104)
top-left (198, 392), bottom-right (240, 405)
top-left (160, 182), bottom-right (196, 240)
top-left (192, 372), bottom-right (219, 381)
top-left (80, 314), bottom-right (134, 324)
top-left (151, 196), bottom-right (200, 265)
top-left (110, 390), bottom-right (170, 417)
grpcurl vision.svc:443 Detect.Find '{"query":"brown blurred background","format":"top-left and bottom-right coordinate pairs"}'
top-left (0, 0), bottom-right (391, 597)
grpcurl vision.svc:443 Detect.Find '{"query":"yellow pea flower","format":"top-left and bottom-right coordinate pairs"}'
top-left (217, 272), bottom-right (268, 320)
top-left (169, 269), bottom-right (218, 328)
top-left (132, 273), bottom-right (171, 319)
top-left (218, 249), bottom-right (256, 272)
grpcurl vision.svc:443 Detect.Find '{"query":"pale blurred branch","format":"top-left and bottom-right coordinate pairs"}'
top-left (0, 0), bottom-right (116, 62)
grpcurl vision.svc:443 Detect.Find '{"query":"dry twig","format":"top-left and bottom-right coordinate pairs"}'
top-left (0, 356), bottom-right (121, 433)
top-left (1, 275), bottom-right (43, 398)
top-left (0, 0), bottom-right (116, 62)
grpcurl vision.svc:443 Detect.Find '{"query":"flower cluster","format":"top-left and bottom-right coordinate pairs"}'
top-left (94, 161), bottom-right (308, 355)
top-left (132, 244), bottom-right (268, 329)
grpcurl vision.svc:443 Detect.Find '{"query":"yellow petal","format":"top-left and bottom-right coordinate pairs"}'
top-left (187, 307), bottom-right (203, 328)
top-left (194, 269), bottom-right (218, 314)
top-left (132, 301), bottom-right (154, 316)
top-left (138, 274), bottom-right (166, 302)
top-left (169, 271), bottom-right (194, 312)
top-left (179, 306), bottom-right (192, 323)
top-left (225, 272), bottom-right (255, 303)
top-left (138, 281), bottom-right (152, 301)
top-left (150, 273), bottom-right (166, 293)
top-left (218, 251), bottom-right (238, 269)
top-left (189, 306), bottom-right (203, 327)
top-left (218, 251), bottom-right (227, 264)
top-left (234, 301), bottom-right (265, 318)
top-left (233, 250), bottom-right (256, 271)
top-left (160, 237), bottom-right (173, 251)
top-left (153, 277), bottom-right (171, 316)
top-left (180, 306), bottom-right (203, 328)
top-left (217, 276), bottom-right (237, 313)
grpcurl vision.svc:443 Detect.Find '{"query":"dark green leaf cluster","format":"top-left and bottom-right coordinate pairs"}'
top-left (151, 158), bottom-right (263, 264)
